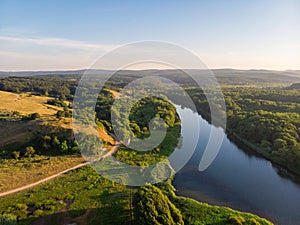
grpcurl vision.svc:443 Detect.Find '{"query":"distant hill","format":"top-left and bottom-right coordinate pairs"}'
top-left (212, 69), bottom-right (300, 84)
top-left (0, 69), bottom-right (300, 84)
top-left (287, 83), bottom-right (300, 90)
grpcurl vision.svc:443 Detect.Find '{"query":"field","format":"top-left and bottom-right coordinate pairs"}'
top-left (0, 90), bottom-right (60, 116)
top-left (0, 165), bottom-right (273, 225)
top-left (0, 90), bottom-right (84, 193)
top-left (0, 166), bottom-right (132, 225)
top-left (0, 90), bottom-right (72, 146)
top-left (0, 155), bottom-right (84, 193)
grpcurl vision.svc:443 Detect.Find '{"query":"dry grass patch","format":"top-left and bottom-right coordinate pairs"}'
top-left (0, 155), bottom-right (84, 192)
top-left (105, 88), bottom-right (120, 99)
top-left (0, 90), bottom-right (60, 116)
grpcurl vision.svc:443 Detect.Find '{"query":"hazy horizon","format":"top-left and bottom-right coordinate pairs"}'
top-left (1, 67), bottom-right (300, 73)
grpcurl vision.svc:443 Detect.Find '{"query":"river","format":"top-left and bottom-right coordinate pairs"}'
top-left (172, 106), bottom-right (300, 225)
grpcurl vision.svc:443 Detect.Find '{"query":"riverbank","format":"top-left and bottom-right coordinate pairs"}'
top-left (197, 107), bottom-right (300, 177)
top-left (227, 130), bottom-right (300, 178)
top-left (172, 105), bottom-right (300, 225)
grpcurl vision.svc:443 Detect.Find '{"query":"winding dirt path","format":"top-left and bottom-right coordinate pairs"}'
top-left (0, 162), bottom-right (89, 197)
top-left (0, 142), bottom-right (121, 198)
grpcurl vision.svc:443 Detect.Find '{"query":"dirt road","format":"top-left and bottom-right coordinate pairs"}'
top-left (0, 142), bottom-right (121, 197)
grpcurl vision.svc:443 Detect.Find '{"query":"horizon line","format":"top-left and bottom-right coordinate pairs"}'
top-left (0, 68), bottom-right (300, 73)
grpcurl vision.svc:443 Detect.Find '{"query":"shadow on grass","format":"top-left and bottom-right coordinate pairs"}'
top-left (15, 206), bottom-right (131, 225)
top-left (15, 191), bottom-right (131, 225)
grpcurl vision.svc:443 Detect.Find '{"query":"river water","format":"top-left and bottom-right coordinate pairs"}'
top-left (173, 106), bottom-right (300, 225)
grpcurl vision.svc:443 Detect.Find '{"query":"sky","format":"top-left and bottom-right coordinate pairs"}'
top-left (0, 0), bottom-right (299, 71)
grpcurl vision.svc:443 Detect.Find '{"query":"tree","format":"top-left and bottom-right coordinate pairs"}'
top-left (273, 139), bottom-right (287, 151)
top-left (133, 185), bottom-right (184, 225)
top-left (29, 112), bottom-right (40, 120)
top-left (56, 110), bottom-right (63, 119)
top-left (11, 151), bottom-right (20, 159)
top-left (24, 146), bottom-right (35, 157)
top-left (0, 213), bottom-right (17, 225)
top-left (60, 140), bottom-right (69, 153)
top-left (228, 216), bottom-right (245, 225)
top-left (51, 136), bottom-right (60, 147)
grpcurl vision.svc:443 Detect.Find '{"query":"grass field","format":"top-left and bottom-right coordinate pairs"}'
top-left (0, 90), bottom-right (60, 116)
top-left (0, 90), bottom-right (72, 147)
top-left (0, 155), bottom-right (84, 193)
top-left (0, 90), bottom-right (118, 195)
top-left (0, 166), bottom-right (132, 225)
top-left (0, 91), bottom-right (82, 193)
top-left (0, 165), bottom-right (273, 225)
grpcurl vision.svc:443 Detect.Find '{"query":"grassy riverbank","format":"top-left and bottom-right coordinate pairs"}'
top-left (0, 165), bottom-right (274, 225)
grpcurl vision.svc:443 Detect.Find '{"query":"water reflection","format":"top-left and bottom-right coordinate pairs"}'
top-left (173, 106), bottom-right (300, 225)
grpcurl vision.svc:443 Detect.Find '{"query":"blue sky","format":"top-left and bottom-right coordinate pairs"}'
top-left (0, 0), bottom-right (299, 70)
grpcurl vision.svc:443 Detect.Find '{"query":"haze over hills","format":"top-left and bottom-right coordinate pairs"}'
top-left (0, 69), bottom-right (300, 84)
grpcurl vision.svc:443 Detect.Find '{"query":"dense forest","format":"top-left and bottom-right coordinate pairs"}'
top-left (0, 76), bottom-right (77, 100)
top-left (187, 85), bottom-right (300, 174)
top-left (0, 74), bottom-right (299, 175)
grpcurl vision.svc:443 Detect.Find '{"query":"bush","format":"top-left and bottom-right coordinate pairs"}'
top-left (29, 113), bottom-right (40, 120)
top-left (59, 140), bottom-right (69, 153)
top-left (0, 214), bottom-right (17, 225)
top-left (228, 216), bottom-right (245, 225)
top-left (245, 218), bottom-right (261, 225)
top-left (46, 99), bottom-right (66, 107)
top-left (21, 112), bottom-right (40, 121)
top-left (11, 151), bottom-right (20, 159)
top-left (24, 146), bottom-right (35, 157)
top-left (33, 209), bottom-right (44, 217)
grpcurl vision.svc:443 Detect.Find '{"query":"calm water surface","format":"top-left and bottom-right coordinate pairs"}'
top-left (173, 106), bottom-right (300, 225)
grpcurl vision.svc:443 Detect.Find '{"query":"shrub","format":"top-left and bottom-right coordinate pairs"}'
top-left (24, 146), bottom-right (35, 157)
top-left (33, 209), bottom-right (44, 217)
top-left (0, 213), bottom-right (17, 225)
top-left (29, 113), bottom-right (40, 120)
top-left (11, 151), bottom-right (20, 159)
top-left (228, 216), bottom-right (245, 225)
top-left (245, 218), bottom-right (261, 225)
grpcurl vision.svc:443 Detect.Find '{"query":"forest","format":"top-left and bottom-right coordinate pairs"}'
top-left (187, 85), bottom-right (300, 174)
top-left (0, 71), bottom-right (299, 224)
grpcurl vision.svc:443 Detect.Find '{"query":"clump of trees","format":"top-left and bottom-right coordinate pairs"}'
top-left (228, 216), bottom-right (261, 225)
top-left (21, 113), bottom-right (40, 121)
top-left (0, 111), bottom-right (40, 121)
top-left (40, 133), bottom-right (79, 154)
top-left (10, 146), bottom-right (35, 159)
top-left (46, 99), bottom-right (67, 107)
top-left (133, 185), bottom-right (184, 225)
top-left (56, 107), bottom-right (72, 119)
top-left (129, 97), bottom-right (179, 130)
top-left (24, 146), bottom-right (35, 157)
top-left (8, 130), bottom-right (79, 160)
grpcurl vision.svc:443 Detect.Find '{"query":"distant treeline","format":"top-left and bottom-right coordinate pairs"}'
top-left (0, 76), bottom-right (77, 100)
